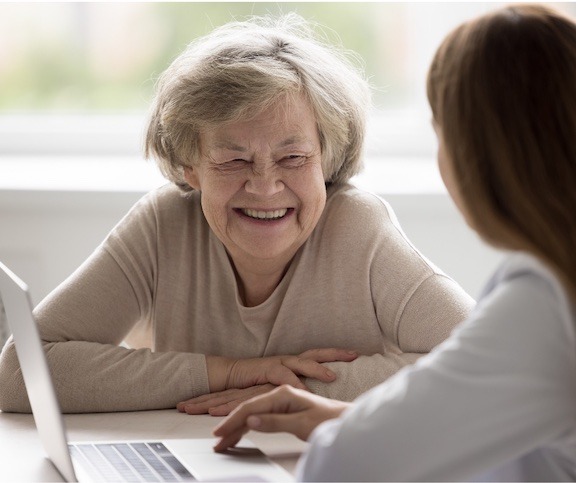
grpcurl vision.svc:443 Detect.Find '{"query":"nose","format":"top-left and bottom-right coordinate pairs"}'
top-left (244, 164), bottom-right (285, 196)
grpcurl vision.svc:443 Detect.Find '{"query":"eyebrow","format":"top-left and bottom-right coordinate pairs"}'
top-left (212, 141), bottom-right (247, 152)
top-left (211, 136), bottom-right (312, 152)
top-left (277, 136), bottom-right (309, 148)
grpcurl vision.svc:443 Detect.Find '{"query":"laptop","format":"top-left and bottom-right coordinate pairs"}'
top-left (0, 261), bottom-right (294, 482)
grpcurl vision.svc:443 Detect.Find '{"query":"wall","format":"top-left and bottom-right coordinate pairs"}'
top-left (0, 190), bottom-right (142, 305)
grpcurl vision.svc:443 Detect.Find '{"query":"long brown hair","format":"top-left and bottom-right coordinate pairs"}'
top-left (427, 4), bottom-right (576, 301)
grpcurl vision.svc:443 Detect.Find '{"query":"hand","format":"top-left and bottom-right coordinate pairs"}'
top-left (206, 348), bottom-right (358, 393)
top-left (177, 384), bottom-right (276, 416)
top-left (212, 385), bottom-right (351, 452)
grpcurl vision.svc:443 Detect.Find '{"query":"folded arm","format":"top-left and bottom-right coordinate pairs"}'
top-left (307, 273), bottom-right (475, 401)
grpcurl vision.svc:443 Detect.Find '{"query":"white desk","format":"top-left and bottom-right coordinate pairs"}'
top-left (0, 409), bottom-right (306, 481)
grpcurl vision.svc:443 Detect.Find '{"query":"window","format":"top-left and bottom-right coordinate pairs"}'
top-left (1, 2), bottom-right (574, 167)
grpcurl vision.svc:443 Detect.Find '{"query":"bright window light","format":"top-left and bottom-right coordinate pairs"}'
top-left (0, 2), bottom-right (574, 163)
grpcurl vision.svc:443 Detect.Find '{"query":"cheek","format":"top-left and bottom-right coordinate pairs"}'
top-left (298, 167), bottom-right (327, 216)
top-left (438, 156), bottom-right (452, 194)
top-left (438, 155), bottom-right (472, 224)
top-left (202, 170), bottom-right (244, 195)
top-left (198, 177), bottom-right (237, 216)
top-left (437, 146), bottom-right (457, 200)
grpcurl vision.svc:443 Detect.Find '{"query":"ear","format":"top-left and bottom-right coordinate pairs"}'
top-left (183, 166), bottom-right (202, 191)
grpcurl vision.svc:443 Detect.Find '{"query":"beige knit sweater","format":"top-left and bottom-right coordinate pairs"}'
top-left (0, 183), bottom-right (474, 413)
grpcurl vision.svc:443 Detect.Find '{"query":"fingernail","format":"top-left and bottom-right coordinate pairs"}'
top-left (247, 416), bottom-right (261, 428)
top-left (325, 369), bottom-right (335, 378)
top-left (347, 351), bottom-right (357, 355)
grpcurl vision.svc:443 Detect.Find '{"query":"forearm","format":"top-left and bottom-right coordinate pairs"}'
top-left (304, 353), bottom-right (422, 401)
top-left (0, 339), bottom-right (209, 413)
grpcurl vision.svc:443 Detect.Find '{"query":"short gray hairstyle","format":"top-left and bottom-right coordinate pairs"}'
top-left (144, 13), bottom-right (372, 191)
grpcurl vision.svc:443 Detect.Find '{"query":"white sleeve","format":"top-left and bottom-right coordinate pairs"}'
top-left (296, 261), bottom-right (576, 481)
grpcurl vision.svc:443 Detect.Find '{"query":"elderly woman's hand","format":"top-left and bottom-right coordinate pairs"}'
top-left (212, 385), bottom-right (350, 452)
top-left (208, 348), bottom-right (358, 392)
top-left (177, 384), bottom-right (277, 416)
top-left (177, 348), bottom-right (357, 415)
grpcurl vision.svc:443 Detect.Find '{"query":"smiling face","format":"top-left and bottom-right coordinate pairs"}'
top-left (184, 94), bottom-right (327, 272)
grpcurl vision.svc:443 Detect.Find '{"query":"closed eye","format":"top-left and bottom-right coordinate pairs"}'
top-left (213, 159), bottom-right (250, 172)
top-left (279, 155), bottom-right (308, 167)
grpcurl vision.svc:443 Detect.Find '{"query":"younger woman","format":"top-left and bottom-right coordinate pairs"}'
top-left (213, 4), bottom-right (576, 480)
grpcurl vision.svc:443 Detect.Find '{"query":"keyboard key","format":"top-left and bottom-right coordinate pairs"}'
top-left (97, 444), bottom-right (140, 482)
top-left (115, 444), bottom-right (158, 482)
top-left (132, 443), bottom-right (179, 481)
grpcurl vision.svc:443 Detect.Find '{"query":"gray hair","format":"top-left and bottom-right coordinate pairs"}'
top-left (144, 13), bottom-right (372, 191)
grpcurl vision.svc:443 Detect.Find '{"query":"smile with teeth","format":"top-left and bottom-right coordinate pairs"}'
top-left (241, 208), bottom-right (289, 220)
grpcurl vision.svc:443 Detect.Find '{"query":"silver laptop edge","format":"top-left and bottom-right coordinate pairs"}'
top-left (0, 261), bottom-right (77, 481)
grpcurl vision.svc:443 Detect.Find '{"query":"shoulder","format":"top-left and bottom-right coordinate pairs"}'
top-left (320, 183), bottom-right (446, 274)
top-left (107, 184), bottom-right (204, 243)
top-left (472, 252), bottom-right (576, 356)
top-left (136, 183), bottom-right (199, 211)
top-left (325, 182), bottom-right (398, 222)
top-left (320, 182), bottom-right (405, 241)
top-left (481, 252), bottom-right (572, 313)
top-left (121, 183), bottom-right (202, 224)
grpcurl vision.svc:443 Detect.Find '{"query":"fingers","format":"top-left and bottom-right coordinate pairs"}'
top-left (179, 392), bottom-right (238, 415)
top-left (213, 427), bottom-right (248, 453)
top-left (224, 349), bottom-right (358, 390)
top-left (299, 348), bottom-right (358, 363)
top-left (213, 386), bottom-right (312, 441)
top-left (268, 356), bottom-right (336, 389)
top-left (177, 391), bottom-right (237, 413)
top-left (208, 385), bottom-right (276, 416)
top-left (207, 400), bottom-right (241, 417)
top-left (277, 348), bottom-right (358, 383)
top-left (266, 363), bottom-right (312, 388)
top-left (276, 348), bottom-right (359, 383)
top-left (213, 414), bottom-right (305, 452)
top-left (243, 413), bottom-right (311, 439)
top-left (212, 386), bottom-right (318, 452)
top-left (213, 386), bottom-right (298, 439)
top-left (177, 385), bottom-right (277, 416)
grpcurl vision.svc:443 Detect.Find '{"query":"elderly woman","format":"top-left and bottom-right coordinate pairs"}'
top-left (0, 14), bottom-right (473, 414)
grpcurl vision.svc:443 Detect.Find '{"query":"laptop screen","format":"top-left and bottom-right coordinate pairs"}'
top-left (0, 261), bottom-right (77, 482)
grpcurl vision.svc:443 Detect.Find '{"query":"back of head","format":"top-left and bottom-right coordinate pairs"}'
top-left (427, 4), bottom-right (576, 300)
top-left (145, 13), bottom-right (371, 190)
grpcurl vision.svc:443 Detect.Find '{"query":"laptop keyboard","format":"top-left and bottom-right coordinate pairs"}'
top-left (69, 442), bottom-right (197, 481)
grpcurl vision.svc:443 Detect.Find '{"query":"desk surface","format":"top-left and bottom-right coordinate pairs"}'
top-left (0, 409), bottom-right (306, 481)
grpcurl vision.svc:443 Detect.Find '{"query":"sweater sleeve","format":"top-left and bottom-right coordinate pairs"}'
top-left (298, 258), bottom-right (576, 481)
top-left (0, 191), bottom-right (210, 413)
top-left (305, 273), bottom-right (473, 401)
top-left (306, 190), bottom-right (474, 401)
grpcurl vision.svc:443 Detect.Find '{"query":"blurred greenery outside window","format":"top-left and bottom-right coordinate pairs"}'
top-left (1, 2), bottom-right (574, 159)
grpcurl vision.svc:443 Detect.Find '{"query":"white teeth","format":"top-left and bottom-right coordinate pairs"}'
top-left (243, 208), bottom-right (288, 220)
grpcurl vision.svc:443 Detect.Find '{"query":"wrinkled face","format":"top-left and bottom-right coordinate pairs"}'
top-left (184, 95), bottom-right (327, 269)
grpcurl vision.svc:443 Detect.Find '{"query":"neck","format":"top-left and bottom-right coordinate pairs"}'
top-left (230, 254), bottom-right (294, 307)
